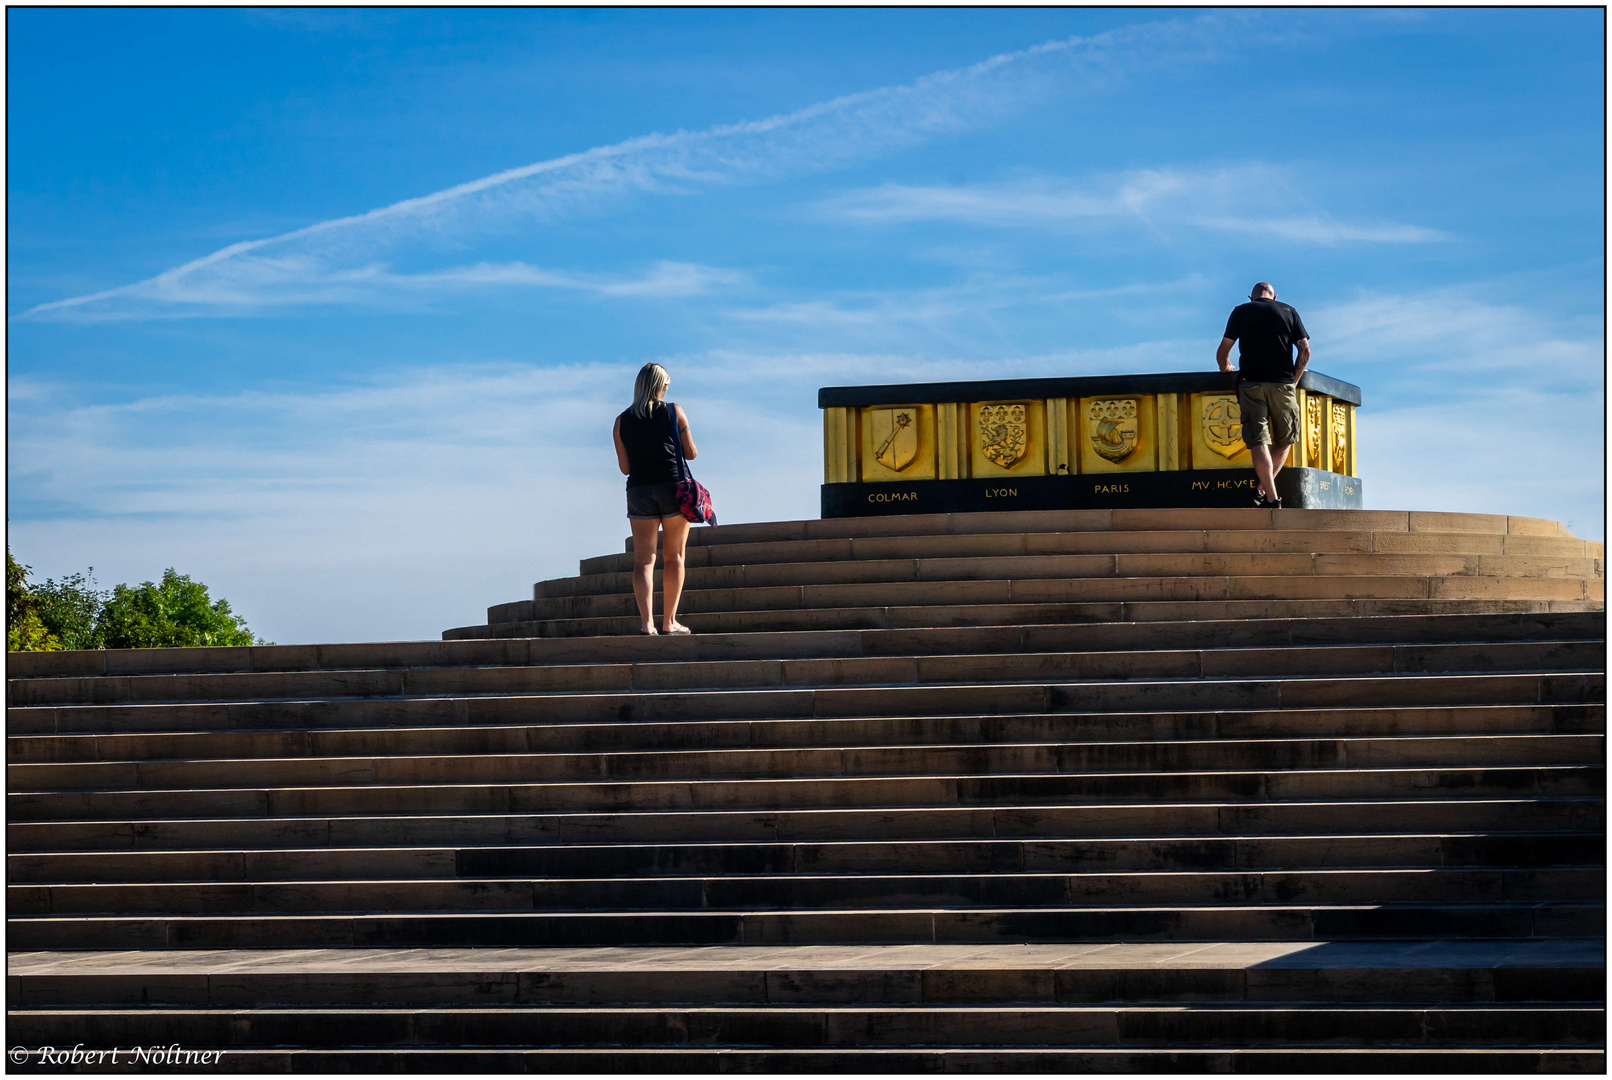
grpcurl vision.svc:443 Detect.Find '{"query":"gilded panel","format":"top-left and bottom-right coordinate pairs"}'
top-left (1303, 392), bottom-right (1326, 470)
top-left (1190, 391), bottom-right (1252, 470)
top-left (1044, 397), bottom-right (1072, 476)
top-left (858, 403), bottom-right (936, 482)
top-left (1155, 393), bottom-right (1180, 472)
top-left (1331, 401), bottom-right (1351, 477)
top-left (969, 400), bottom-right (1045, 479)
top-left (936, 401), bottom-right (965, 479)
top-left (822, 407), bottom-right (852, 483)
top-left (1076, 395), bottom-right (1157, 474)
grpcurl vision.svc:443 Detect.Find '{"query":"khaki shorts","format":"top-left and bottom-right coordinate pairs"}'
top-left (1237, 382), bottom-right (1300, 447)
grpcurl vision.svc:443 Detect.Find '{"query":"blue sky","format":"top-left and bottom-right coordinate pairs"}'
top-left (8, 8), bottom-right (1604, 643)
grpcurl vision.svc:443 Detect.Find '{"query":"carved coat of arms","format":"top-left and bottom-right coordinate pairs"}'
top-left (870, 407), bottom-right (918, 472)
top-left (977, 404), bottom-right (1028, 469)
top-left (1305, 395), bottom-right (1325, 467)
top-left (1202, 395), bottom-right (1246, 459)
top-left (1088, 398), bottom-right (1140, 463)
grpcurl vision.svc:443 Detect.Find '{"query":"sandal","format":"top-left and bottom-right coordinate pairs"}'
top-left (662, 625), bottom-right (693, 635)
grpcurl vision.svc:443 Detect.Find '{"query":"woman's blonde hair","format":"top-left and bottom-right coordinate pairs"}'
top-left (631, 363), bottom-right (671, 419)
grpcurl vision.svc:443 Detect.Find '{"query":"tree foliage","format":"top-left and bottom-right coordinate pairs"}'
top-left (97, 569), bottom-right (263, 649)
top-left (34, 569), bottom-right (109, 651)
top-left (7, 554), bottom-right (268, 651)
top-left (7, 550), bottom-right (61, 652)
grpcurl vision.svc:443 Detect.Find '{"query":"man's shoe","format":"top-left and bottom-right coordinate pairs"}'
top-left (1257, 496), bottom-right (1283, 509)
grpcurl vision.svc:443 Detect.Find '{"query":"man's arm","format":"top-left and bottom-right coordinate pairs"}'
top-left (1291, 339), bottom-right (1311, 385)
top-left (1216, 337), bottom-right (1235, 373)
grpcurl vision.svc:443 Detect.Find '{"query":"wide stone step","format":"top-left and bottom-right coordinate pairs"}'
top-left (11, 610), bottom-right (1599, 681)
top-left (614, 508), bottom-right (1570, 549)
top-left (9, 1003), bottom-right (1603, 1050)
top-left (12, 703), bottom-right (1600, 766)
top-left (452, 597), bottom-right (1601, 639)
top-left (535, 552), bottom-right (1603, 603)
top-left (577, 527), bottom-right (1602, 577)
top-left (523, 575), bottom-right (1603, 623)
top-left (10, 733), bottom-right (1602, 794)
top-left (11, 797), bottom-right (1602, 853)
top-left (12, 941), bottom-right (1600, 1005)
top-left (9, 901), bottom-right (1603, 949)
top-left (12, 866), bottom-right (1603, 918)
top-left (14, 670), bottom-right (1602, 737)
top-left (13, 639), bottom-right (1602, 708)
top-left (9, 764), bottom-right (1602, 822)
top-left (14, 830), bottom-right (1597, 885)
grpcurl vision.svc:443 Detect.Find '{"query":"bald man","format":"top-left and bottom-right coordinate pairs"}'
top-left (1216, 282), bottom-right (1311, 508)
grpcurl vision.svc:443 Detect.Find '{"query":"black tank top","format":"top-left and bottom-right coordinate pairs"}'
top-left (618, 402), bottom-right (682, 488)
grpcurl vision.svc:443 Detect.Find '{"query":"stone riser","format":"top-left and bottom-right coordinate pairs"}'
top-left (8, 703), bottom-right (1604, 766)
top-left (11, 945), bottom-right (1601, 1006)
top-left (9, 1004), bottom-right (1604, 1050)
top-left (450, 598), bottom-right (1601, 640)
top-left (14, 670), bottom-right (1602, 737)
top-left (576, 528), bottom-right (1603, 578)
top-left (12, 830), bottom-right (1599, 884)
top-left (11, 797), bottom-right (1602, 853)
top-left (12, 867), bottom-right (1604, 918)
top-left (520, 575), bottom-right (1605, 624)
top-left (12, 640), bottom-right (1602, 708)
top-left (11, 611), bottom-right (1601, 681)
top-left (11, 763), bottom-right (1602, 822)
top-left (609, 508), bottom-right (1574, 549)
top-left (532, 553), bottom-right (1605, 604)
top-left (9, 902), bottom-right (1604, 950)
top-left (10, 733), bottom-right (1602, 795)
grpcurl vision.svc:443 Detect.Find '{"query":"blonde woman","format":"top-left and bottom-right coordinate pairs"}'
top-left (612, 363), bottom-right (697, 635)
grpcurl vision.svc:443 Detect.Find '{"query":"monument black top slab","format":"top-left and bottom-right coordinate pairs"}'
top-left (819, 369), bottom-right (1362, 409)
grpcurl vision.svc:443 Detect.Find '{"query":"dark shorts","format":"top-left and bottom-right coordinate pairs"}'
top-left (1237, 382), bottom-right (1301, 447)
top-left (627, 482), bottom-right (683, 520)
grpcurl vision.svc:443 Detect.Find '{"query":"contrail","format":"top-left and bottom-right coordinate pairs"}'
top-left (15, 13), bottom-right (1276, 321)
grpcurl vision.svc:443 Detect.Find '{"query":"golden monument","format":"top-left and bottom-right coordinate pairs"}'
top-left (820, 370), bottom-right (1360, 516)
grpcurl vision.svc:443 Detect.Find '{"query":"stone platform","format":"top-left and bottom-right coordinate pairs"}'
top-left (8, 508), bottom-right (1605, 1070)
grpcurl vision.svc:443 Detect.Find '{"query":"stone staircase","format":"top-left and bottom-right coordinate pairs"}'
top-left (7, 507), bottom-right (1605, 1071)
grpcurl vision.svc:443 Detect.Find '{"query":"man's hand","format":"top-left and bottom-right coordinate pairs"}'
top-left (1216, 337), bottom-right (1235, 373)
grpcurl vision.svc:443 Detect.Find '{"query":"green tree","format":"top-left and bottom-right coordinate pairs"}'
top-left (7, 549), bottom-right (61, 652)
top-left (34, 569), bottom-right (110, 651)
top-left (95, 568), bottom-right (266, 649)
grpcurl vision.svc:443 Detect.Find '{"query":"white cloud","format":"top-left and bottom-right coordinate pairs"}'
top-left (6, 360), bottom-right (829, 643)
top-left (14, 12), bottom-right (1343, 322)
top-left (1309, 286), bottom-right (1603, 536)
top-left (817, 169), bottom-right (1449, 246)
top-left (1310, 287), bottom-right (1604, 385)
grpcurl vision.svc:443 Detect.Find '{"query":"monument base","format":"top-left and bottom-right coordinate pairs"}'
top-left (821, 466), bottom-right (1361, 518)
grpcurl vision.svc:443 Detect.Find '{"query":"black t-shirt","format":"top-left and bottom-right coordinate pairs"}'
top-left (618, 403), bottom-right (683, 488)
top-left (1222, 299), bottom-right (1309, 383)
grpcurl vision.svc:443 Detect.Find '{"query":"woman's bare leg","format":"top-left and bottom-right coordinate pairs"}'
top-left (628, 517), bottom-right (661, 634)
top-left (659, 514), bottom-right (692, 632)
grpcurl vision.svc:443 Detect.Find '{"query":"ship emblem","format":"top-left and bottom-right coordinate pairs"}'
top-left (870, 408), bottom-right (918, 472)
top-left (1305, 395), bottom-right (1325, 466)
top-left (1203, 395), bottom-right (1246, 459)
top-left (978, 404), bottom-right (1028, 469)
top-left (1088, 398), bottom-right (1140, 463)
